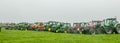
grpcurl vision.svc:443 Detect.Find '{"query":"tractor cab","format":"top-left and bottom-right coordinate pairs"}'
top-left (63, 23), bottom-right (71, 27)
top-left (80, 22), bottom-right (89, 27)
top-left (104, 18), bottom-right (118, 26)
top-left (73, 23), bottom-right (79, 27)
top-left (73, 22), bottom-right (88, 28)
top-left (47, 21), bottom-right (57, 25)
top-left (91, 20), bottom-right (103, 28)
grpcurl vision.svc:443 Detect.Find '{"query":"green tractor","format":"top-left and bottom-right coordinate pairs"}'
top-left (56, 23), bottom-right (71, 33)
top-left (44, 21), bottom-right (58, 31)
top-left (14, 22), bottom-right (30, 30)
top-left (50, 22), bottom-right (64, 32)
top-left (102, 18), bottom-right (120, 34)
top-left (14, 24), bottom-right (20, 30)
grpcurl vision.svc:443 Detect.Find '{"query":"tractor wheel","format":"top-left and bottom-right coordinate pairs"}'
top-left (73, 30), bottom-right (78, 33)
top-left (67, 29), bottom-right (72, 33)
top-left (104, 27), bottom-right (113, 34)
top-left (48, 28), bottom-right (51, 31)
top-left (116, 25), bottom-right (120, 34)
top-left (78, 30), bottom-right (82, 34)
top-left (56, 30), bottom-right (58, 33)
top-left (64, 30), bottom-right (67, 33)
top-left (95, 28), bottom-right (104, 34)
top-left (89, 29), bottom-right (95, 35)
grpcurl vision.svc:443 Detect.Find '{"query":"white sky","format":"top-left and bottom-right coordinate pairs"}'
top-left (0, 0), bottom-right (120, 23)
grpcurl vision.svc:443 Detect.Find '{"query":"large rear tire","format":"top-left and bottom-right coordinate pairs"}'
top-left (95, 28), bottom-right (104, 34)
top-left (89, 29), bottom-right (95, 35)
top-left (116, 25), bottom-right (120, 34)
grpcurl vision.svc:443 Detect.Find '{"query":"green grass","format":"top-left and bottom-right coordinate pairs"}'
top-left (0, 28), bottom-right (120, 43)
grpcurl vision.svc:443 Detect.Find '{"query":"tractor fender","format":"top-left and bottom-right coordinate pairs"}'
top-left (114, 23), bottom-right (120, 27)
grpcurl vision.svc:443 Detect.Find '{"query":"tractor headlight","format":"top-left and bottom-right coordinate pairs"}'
top-left (77, 28), bottom-right (79, 31)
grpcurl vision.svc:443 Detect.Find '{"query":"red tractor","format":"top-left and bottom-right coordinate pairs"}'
top-left (38, 22), bottom-right (44, 31)
top-left (28, 24), bottom-right (34, 30)
top-left (68, 22), bottom-right (89, 34)
top-left (28, 22), bottom-right (44, 31)
top-left (83, 20), bottom-right (104, 34)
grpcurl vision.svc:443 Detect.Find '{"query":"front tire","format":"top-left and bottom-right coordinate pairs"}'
top-left (104, 27), bottom-right (113, 34)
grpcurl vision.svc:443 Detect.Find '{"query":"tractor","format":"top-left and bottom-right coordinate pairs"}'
top-left (5, 23), bottom-right (16, 30)
top-left (33, 22), bottom-right (44, 31)
top-left (44, 21), bottom-right (58, 31)
top-left (68, 22), bottom-right (89, 34)
top-left (50, 22), bottom-right (64, 32)
top-left (28, 23), bottom-right (39, 31)
top-left (102, 18), bottom-right (120, 34)
top-left (54, 23), bottom-right (71, 33)
top-left (15, 22), bottom-right (29, 30)
top-left (28, 23), bottom-right (34, 30)
top-left (91, 20), bottom-right (104, 34)
top-left (83, 20), bottom-right (104, 34)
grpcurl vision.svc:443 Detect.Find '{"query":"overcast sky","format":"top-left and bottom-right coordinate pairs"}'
top-left (0, 0), bottom-right (120, 23)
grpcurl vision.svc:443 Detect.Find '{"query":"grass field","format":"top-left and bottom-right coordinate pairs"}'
top-left (0, 28), bottom-right (120, 43)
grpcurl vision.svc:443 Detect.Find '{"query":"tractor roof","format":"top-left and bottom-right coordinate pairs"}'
top-left (49, 21), bottom-right (57, 22)
top-left (74, 22), bottom-right (80, 24)
top-left (19, 22), bottom-right (29, 24)
top-left (35, 22), bottom-right (43, 23)
top-left (92, 20), bottom-right (103, 22)
top-left (64, 23), bottom-right (70, 24)
top-left (106, 18), bottom-right (116, 20)
top-left (74, 22), bottom-right (88, 24)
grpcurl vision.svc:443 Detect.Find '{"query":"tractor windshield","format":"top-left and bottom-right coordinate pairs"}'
top-left (92, 21), bottom-right (102, 25)
top-left (73, 23), bottom-right (79, 27)
top-left (105, 19), bottom-right (116, 23)
top-left (64, 23), bottom-right (71, 26)
top-left (57, 23), bottom-right (61, 25)
top-left (49, 22), bottom-right (56, 25)
top-left (80, 23), bottom-right (88, 27)
top-left (80, 23), bottom-right (85, 27)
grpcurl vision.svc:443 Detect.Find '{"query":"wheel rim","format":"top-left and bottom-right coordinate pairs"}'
top-left (56, 30), bottom-right (58, 33)
top-left (89, 29), bottom-right (95, 35)
top-left (64, 30), bottom-right (67, 33)
top-left (48, 28), bottom-right (51, 31)
top-left (79, 30), bottom-right (82, 34)
top-left (117, 25), bottom-right (120, 33)
top-left (91, 29), bottom-right (95, 35)
top-left (105, 27), bottom-right (112, 34)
